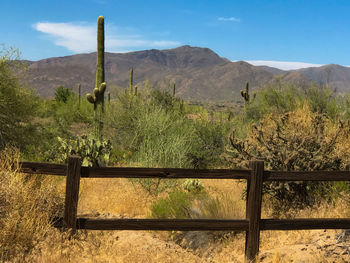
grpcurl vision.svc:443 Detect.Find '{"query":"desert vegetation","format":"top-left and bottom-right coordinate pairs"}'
top-left (3, 20), bottom-right (350, 261)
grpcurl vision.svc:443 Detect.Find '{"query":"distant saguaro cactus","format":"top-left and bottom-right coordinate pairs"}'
top-left (86, 16), bottom-right (107, 139)
top-left (240, 81), bottom-right (256, 104)
top-left (129, 67), bottom-right (134, 95)
top-left (78, 84), bottom-right (81, 108)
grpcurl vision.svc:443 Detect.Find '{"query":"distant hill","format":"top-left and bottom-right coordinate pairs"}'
top-left (256, 65), bottom-right (286, 75)
top-left (19, 46), bottom-right (274, 101)
top-left (294, 64), bottom-right (350, 93)
top-left (18, 45), bottom-right (350, 101)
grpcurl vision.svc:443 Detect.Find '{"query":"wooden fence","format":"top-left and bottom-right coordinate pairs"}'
top-left (16, 156), bottom-right (350, 262)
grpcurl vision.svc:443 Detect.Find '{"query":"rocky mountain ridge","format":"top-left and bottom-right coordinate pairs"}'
top-left (19, 45), bottom-right (350, 101)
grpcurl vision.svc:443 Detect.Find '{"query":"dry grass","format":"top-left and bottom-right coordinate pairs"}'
top-left (2, 151), bottom-right (350, 262)
top-left (78, 178), bottom-right (155, 217)
top-left (0, 148), bottom-right (64, 261)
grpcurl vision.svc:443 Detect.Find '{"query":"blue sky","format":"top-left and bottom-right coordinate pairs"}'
top-left (2, 0), bottom-right (350, 69)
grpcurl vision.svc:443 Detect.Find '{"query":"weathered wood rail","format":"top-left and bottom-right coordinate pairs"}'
top-left (16, 157), bottom-right (350, 262)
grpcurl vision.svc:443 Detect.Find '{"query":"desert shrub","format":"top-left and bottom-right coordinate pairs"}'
top-left (0, 46), bottom-right (38, 151)
top-left (105, 87), bottom-right (228, 195)
top-left (106, 87), bottom-right (227, 169)
top-left (151, 190), bottom-right (194, 219)
top-left (150, 180), bottom-right (206, 219)
top-left (192, 193), bottom-right (244, 220)
top-left (54, 85), bottom-right (74, 103)
top-left (243, 81), bottom-right (340, 123)
top-left (0, 148), bottom-right (64, 261)
top-left (304, 84), bottom-right (338, 118)
top-left (243, 82), bottom-right (303, 122)
top-left (226, 104), bottom-right (350, 215)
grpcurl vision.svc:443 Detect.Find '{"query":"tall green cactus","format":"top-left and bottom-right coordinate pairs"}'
top-left (240, 81), bottom-right (256, 104)
top-left (129, 67), bottom-right (134, 95)
top-left (78, 84), bottom-right (81, 108)
top-left (172, 83), bottom-right (176, 97)
top-left (86, 16), bottom-right (107, 139)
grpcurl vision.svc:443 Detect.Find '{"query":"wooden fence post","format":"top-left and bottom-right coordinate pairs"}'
top-left (245, 160), bottom-right (264, 262)
top-left (63, 156), bottom-right (82, 234)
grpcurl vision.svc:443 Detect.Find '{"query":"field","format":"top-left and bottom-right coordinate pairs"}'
top-left (3, 45), bottom-right (350, 262)
top-left (2, 151), bottom-right (350, 263)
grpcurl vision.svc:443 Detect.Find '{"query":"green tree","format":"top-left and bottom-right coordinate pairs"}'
top-left (54, 86), bottom-right (74, 103)
top-left (0, 46), bottom-right (37, 151)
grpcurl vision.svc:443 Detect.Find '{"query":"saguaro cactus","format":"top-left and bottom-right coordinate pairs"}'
top-left (172, 83), bottom-right (176, 97)
top-left (240, 81), bottom-right (256, 104)
top-left (129, 67), bottom-right (134, 95)
top-left (78, 84), bottom-right (81, 108)
top-left (86, 16), bottom-right (107, 139)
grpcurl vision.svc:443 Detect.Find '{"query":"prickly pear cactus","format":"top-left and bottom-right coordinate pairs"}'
top-left (57, 135), bottom-right (112, 167)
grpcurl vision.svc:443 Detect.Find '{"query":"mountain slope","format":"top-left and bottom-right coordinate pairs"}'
top-left (20, 45), bottom-right (350, 101)
top-left (295, 64), bottom-right (350, 92)
top-left (20, 46), bottom-right (274, 101)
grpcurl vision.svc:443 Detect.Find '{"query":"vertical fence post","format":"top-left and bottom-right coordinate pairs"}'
top-left (245, 160), bottom-right (264, 262)
top-left (63, 156), bottom-right (82, 234)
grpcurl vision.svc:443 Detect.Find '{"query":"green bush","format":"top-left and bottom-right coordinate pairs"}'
top-left (54, 86), bottom-right (74, 103)
top-left (243, 81), bottom-right (341, 122)
top-left (106, 88), bottom-right (198, 168)
top-left (0, 46), bottom-right (39, 152)
top-left (150, 190), bottom-right (194, 219)
top-left (151, 180), bottom-right (206, 219)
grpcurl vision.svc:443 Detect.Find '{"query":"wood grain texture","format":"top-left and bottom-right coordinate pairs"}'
top-left (19, 162), bottom-right (66, 176)
top-left (74, 218), bottom-right (249, 231)
top-left (264, 170), bottom-right (350, 181)
top-left (80, 167), bottom-right (250, 179)
top-left (63, 157), bottom-right (82, 233)
top-left (51, 217), bottom-right (350, 231)
top-left (261, 218), bottom-right (350, 230)
top-left (245, 161), bottom-right (264, 262)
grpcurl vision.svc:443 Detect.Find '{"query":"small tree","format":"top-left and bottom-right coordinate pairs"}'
top-left (54, 86), bottom-right (74, 103)
top-left (0, 46), bottom-right (37, 151)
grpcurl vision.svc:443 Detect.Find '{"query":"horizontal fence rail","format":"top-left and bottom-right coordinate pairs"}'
top-left (53, 218), bottom-right (250, 231)
top-left (265, 170), bottom-right (350, 181)
top-left (19, 162), bottom-right (350, 181)
top-left (51, 218), bottom-right (350, 231)
top-left (80, 167), bottom-right (251, 179)
top-left (14, 158), bottom-right (350, 262)
top-left (19, 162), bottom-right (66, 175)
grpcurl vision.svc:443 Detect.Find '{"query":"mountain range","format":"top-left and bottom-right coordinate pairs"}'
top-left (19, 45), bottom-right (350, 101)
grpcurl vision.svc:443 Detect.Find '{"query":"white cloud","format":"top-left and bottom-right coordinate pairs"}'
top-left (244, 60), bottom-right (324, 70)
top-left (34, 22), bottom-right (95, 53)
top-left (33, 22), bottom-right (180, 53)
top-left (218, 17), bottom-right (240, 22)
